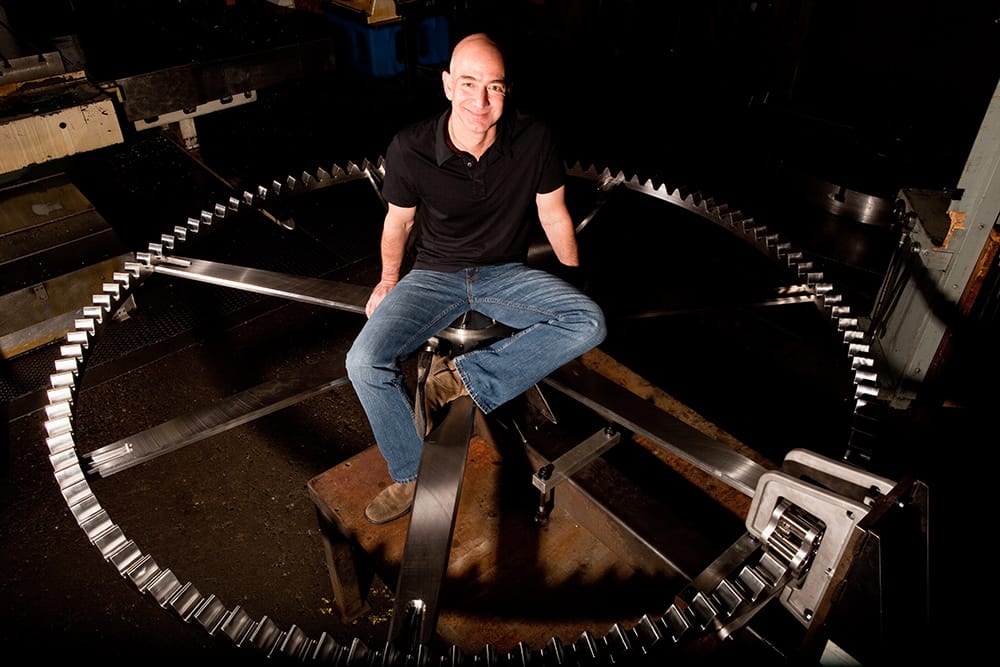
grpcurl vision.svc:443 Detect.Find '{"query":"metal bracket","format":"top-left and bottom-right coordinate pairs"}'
top-left (745, 449), bottom-right (896, 625)
top-left (532, 425), bottom-right (621, 523)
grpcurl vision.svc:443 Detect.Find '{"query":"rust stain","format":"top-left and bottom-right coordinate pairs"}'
top-left (940, 210), bottom-right (966, 248)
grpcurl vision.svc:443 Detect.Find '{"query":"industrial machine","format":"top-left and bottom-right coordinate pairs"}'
top-left (5, 0), bottom-right (991, 663)
top-left (33, 151), bottom-right (933, 663)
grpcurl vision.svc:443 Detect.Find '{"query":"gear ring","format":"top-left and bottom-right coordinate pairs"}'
top-left (40, 158), bottom-right (882, 663)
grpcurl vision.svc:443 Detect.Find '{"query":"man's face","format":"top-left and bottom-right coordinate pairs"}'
top-left (443, 41), bottom-right (506, 135)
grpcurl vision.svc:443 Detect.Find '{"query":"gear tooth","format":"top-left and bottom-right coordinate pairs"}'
top-left (474, 643), bottom-right (499, 664)
top-left (345, 160), bottom-right (362, 175)
top-left (438, 643), bottom-right (464, 666)
top-left (572, 630), bottom-right (600, 661)
top-left (632, 614), bottom-right (665, 654)
top-left (506, 640), bottom-right (534, 665)
top-left (542, 636), bottom-right (565, 663)
top-left (603, 622), bottom-right (631, 661)
top-left (598, 170), bottom-right (623, 190)
top-left (330, 163), bottom-right (347, 179)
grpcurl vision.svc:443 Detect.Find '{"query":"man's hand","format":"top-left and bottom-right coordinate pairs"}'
top-left (365, 279), bottom-right (397, 317)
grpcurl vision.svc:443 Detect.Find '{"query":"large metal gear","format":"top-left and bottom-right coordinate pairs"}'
top-left (39, 155), bottom-right (886, 664)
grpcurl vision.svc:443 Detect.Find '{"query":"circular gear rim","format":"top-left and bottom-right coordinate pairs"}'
top-left (38, 158), bottom-right (882, 663)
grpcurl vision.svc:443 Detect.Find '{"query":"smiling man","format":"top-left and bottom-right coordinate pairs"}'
top-left (345, 32), bottom-right (607, 525)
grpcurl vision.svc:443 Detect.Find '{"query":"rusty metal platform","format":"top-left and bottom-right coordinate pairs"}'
top-left (307, 436), bottom-right (683, 654)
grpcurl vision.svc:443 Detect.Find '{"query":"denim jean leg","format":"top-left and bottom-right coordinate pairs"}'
top-left (456, 264), bottom-right (607, 413)
top-left (345, 271), bottom-right (471, 482)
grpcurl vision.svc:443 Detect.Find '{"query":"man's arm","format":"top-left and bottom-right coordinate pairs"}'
top-left (536, 185), bottom-right (579, 267)
top-left (366, 203), bottom-right (416, 317)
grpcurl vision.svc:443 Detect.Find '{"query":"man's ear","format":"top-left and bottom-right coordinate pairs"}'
top-left (442, 70), bottom-right (453, 101)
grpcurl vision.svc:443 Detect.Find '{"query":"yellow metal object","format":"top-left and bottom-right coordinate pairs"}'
top-left (0, 174), bottom-right (131, 358)
top-left (0, 70), bottom-right (124, 175)
top-left (328, 0), bottom-right (400, 24)
top-left (0, 255), bottom-right (133, 359)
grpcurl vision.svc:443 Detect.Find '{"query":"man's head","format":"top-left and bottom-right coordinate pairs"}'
top-left (442, 33), bottom-right (507, 137)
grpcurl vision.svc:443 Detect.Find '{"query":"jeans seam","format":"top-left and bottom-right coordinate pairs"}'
top-left (475, 295), bottom-right (560, 319)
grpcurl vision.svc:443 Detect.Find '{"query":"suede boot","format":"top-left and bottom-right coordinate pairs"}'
top-left (422, 355), bottom-right (468, 434)
top-left (364, 481), bottom-right (416, 524)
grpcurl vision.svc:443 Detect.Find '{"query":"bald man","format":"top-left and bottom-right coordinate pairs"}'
top-left (346, 33), bottom-right (606, 524)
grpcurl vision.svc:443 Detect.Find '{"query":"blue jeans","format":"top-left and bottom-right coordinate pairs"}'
top-left (345, 263), bottom-right (607, 483)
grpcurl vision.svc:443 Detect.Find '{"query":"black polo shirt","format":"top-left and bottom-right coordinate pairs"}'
top-left (381, 109), bottom-right (565, 272)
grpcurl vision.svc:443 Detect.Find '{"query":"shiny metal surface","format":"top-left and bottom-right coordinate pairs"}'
top-left (436, 311), bottom-right (516, 353)
top-left (543, 360), bottom-right (768, 497)
top-left (152, 257), bottom-right (370, 314)
top-left (746, 451), bottom-right (898, 627)
top-left (779, 169), bottom-right (895, 227)
top-left (387, 395), bottom-right (477, 649)
top-left (82, 375), bottom-right (350, 478)
top-left (531, 426), bottom-right (621, 495)
top-left (625, 286), bottom-right (819, 320)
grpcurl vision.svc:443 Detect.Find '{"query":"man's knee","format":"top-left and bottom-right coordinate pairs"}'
top-left (344, 343), bottom-right (366, 381)
top-left (577, 301), bottom-right (607, 345)
top-left (591, 307), bottom-right (608, 344)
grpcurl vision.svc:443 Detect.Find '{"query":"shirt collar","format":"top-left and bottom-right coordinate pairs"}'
top-left (434, 110), bottom-right (512, 165)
